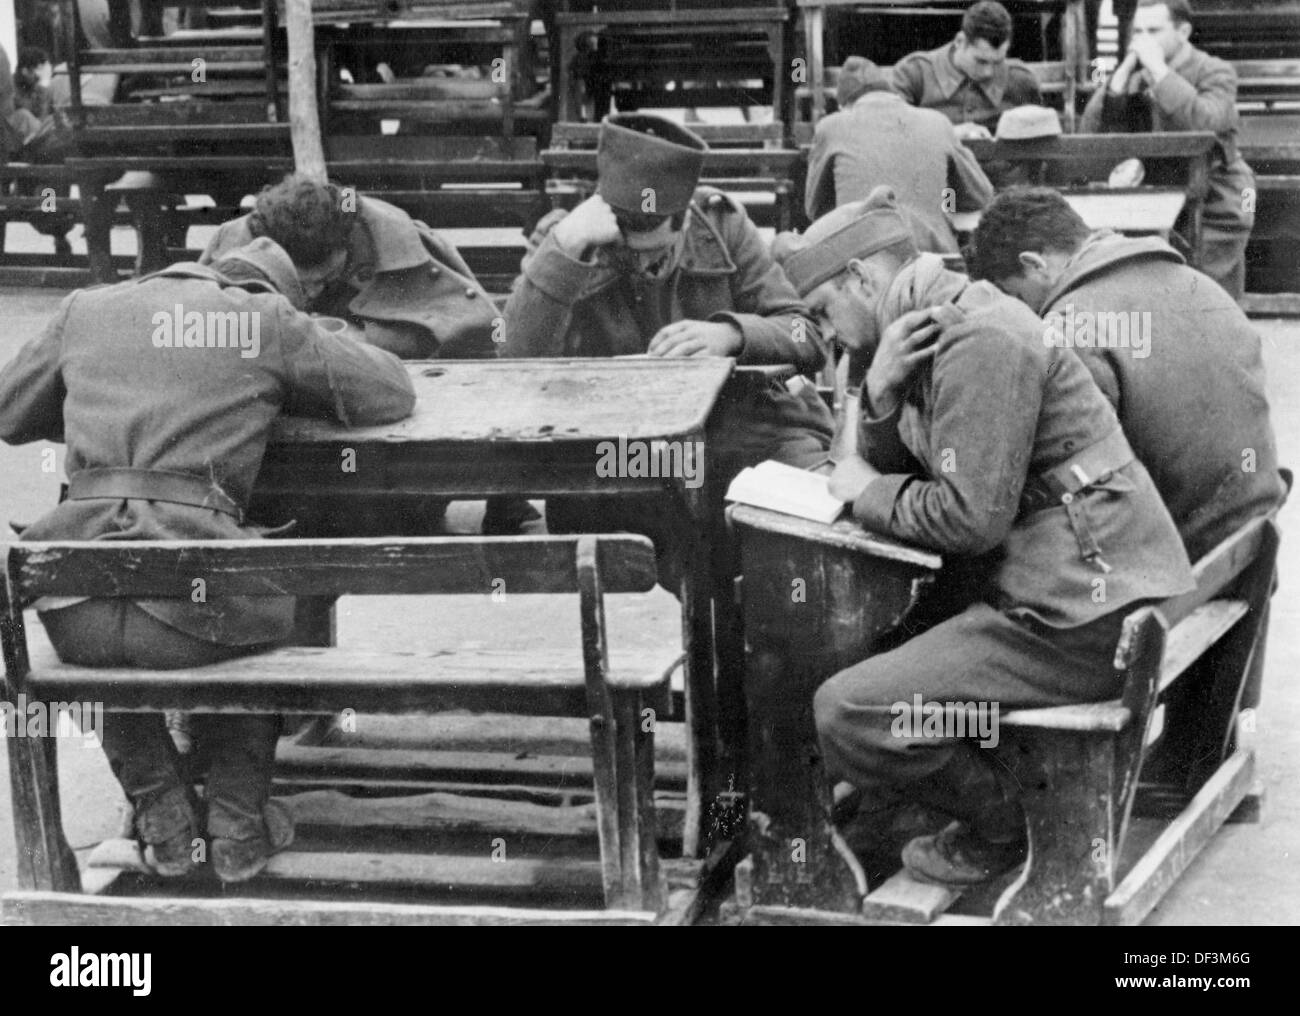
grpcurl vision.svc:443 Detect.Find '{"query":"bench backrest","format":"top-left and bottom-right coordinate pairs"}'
top-left (1, 534), bottom-right (657, 608)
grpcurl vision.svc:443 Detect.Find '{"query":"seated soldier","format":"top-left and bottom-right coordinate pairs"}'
top-left (502, 112), bottom-right (835, 590)
top-left (806, 56), bottom-right (993, 253)
top-left (773, 188), bottom-right (1194, 887)
top-left (891, 1), bottom-right (1042, 142)
top-left (202, 174), bottom-right (499, 359)
top-left (0, 237), bottom-right (416, 883)
top-left (203, 174), bottom-right (529, 534)
top-left (968, 186), bottom-right (1288, 564)
top-left (1080, 0), bottom-right (1255, 300)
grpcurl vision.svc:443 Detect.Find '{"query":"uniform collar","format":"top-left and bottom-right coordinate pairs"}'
top-left (354, 196), bottom-right (432, 274)
top-left (1041, 230), bottom-right (1185, 311)
top-left (932, 42), bottom-right (1006, 107)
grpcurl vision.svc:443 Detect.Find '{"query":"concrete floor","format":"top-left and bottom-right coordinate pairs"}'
top-left (0, 223), bottom-right (1296, 924)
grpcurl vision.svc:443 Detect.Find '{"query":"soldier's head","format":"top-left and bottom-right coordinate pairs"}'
top-left (596, 113), bottom-right (707, 276)
top-left (968, 186), bottom-right (1091, 311)
top-left (211, 236), bottom-right (308, 310)
top-left (836, 56), bottom-right (891, 109)
top-left (1132, 1), bottom-right (1194, 62)
top-left (954, 1), bottom-right (1014, 85)
top-left (773, 188), bottom-right (919, 356)
top-left (248, 174), bottom-right (357, 303)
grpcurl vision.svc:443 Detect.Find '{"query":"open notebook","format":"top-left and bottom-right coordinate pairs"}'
top-left (724, 460), bottom-right (846, 525)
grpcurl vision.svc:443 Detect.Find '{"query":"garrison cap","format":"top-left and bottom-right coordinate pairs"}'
top-left (596, 113), bottom-right (708, 217)
top-left (772, 186), bottom-right (918, 297)
top-left (995, 104), bottom-right (1062, 140)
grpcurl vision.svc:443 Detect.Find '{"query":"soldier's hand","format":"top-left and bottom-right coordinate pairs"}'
top-left (828, 453), bottom-right (882, 504)
top-left (1110, 48), bottom-right (1141, 92)
top-left (865, 308), bottom-right (939, 417)
top-left (647, 320), bottom-right (743, 358)
top-left (953, 122), bottom-right (992, 141)
top-left (552, 194), bottom-right (622, 257)
top-left (1129, 36), bottom-right (1168, 80)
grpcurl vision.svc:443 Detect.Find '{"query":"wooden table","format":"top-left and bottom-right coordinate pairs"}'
top-left (726, 504), bottom-right (942, 912)
top-left (252, 358), bottom-right (739, 858)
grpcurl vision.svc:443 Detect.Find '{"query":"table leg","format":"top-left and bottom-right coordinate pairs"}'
top-left (805, 7), bottom-right (825, 123)
top-left (80, 175), bottom-right (117, 285)
top-left (679, 522), bottom-right (717, 860)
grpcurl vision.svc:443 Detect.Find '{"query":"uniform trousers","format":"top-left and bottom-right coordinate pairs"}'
top-left (814, 601), bottom-right (1133, 800)
top-left (39, 600), bottom-right (282, 842)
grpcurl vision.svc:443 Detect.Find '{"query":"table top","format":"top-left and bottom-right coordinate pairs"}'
top-left (269, 358), bottom-right (737, 446)
top-left (728, 503), bottom-right (942, 570)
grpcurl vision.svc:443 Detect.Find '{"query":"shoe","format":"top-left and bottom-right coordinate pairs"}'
top-left (902, 820), bottom-right (1027, 889)
top-left (135, 786), bottom-right (201, 878)
top-left (212, 800), bottom-right (295, 884)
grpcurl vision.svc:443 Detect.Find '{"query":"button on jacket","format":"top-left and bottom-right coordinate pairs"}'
top-left (0, 258), bottom-right (416, 645)
top-left (202, 196), bottom-right (500, 358)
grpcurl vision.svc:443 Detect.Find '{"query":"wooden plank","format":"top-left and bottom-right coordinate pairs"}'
top-left (964, 132), bottom-right (1217, 163)
top-left (550, 122), bottom-right (785, 147)
top-left (1243, 293), bottom-right (1300, 317)
top-left (23, 644), bottom-right (680, 717)
top-left (266, 359), bottom-right (735, 445)
top-left (274, 742), bottom-right (689, 793)
top-left (860, 870), bottom-right (962, 924)
top-left (1158, 600), bottom-right (1249, 693)
top-left (1103, 749), bottom-right (1255, 925)
top-left (544, 150), bottom-right (802, 174)
top-left (727, 504), bottom-right (942, 570)
top-left (81, 46), bottom-right (267, 65)
top-left (2, 892), bottom-right (655, 927)
top-left (79, 102), bottom-right (276, 127)
top-left (1156, 519), bottom-right (1267, 630)
top-left (9, 534), bottom-right (659, 599)
top-left (741, 905), bottom-right (868, 926)
top-left (78, 125), bottom-right (291, 145)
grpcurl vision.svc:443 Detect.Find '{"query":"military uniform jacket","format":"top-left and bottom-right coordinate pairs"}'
top-left (891, 43), bottom-right (1042, 132)
top-left (502, 187), bottom-right (834, 468)
top-left (202, 196), bottom-right (500, 358)
top-left (852, 271), bottom-right (1194, 629)
top-left (1080, 43), bottom-right (1255, 233)
top-left (1038, 231), bottom-right (1285, 561)
top-left (805, 91), bottom-right (994, 253)
top-left (0, 263), bottom-right (416, 644)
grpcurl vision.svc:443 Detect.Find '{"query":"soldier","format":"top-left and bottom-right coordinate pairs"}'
top-left (773, 188), bottom-right (1194, 887)
top-left (891, 1), bottom-right (1042, 141)
top-left (969, 186), bottom-right (1287, 564)
top-left (806, 56), bottom-right (994, 253)
top-left (0, 237), bottom-right (417, 883)
top-left (202, 173), bottom-right (499, 360)
top-left (203, 173), bottom-right (530, 534)
top-left (1080, 0), bottom-right (1256, 300)
top-left (503, 112), bottom-right (834, 589)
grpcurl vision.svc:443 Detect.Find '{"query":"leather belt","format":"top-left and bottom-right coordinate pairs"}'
top-left (66, 467), bottom-right (243, 522)
top-left (1019, 427), bottom-right (1135, 575)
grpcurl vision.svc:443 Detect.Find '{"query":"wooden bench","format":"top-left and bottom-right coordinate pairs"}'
top-left (728, 511), bottom-right (1278, 926)
top-left (543, 120), bottom-right (803, 231)
top-left (1, 534), bottom-right (685, 925)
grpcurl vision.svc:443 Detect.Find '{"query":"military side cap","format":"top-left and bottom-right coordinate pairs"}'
top-left (213, 236), bottom-right (306, 310)
top-left (995, 104), bottom-right (1062, 140)
top-left (772, 186), bottom-right (918, 297)
top-left (836, 56), bottom-right (890, 108)
top-left (596, 113), bottom-right (708, 217)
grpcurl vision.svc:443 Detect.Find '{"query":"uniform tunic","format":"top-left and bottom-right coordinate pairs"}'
top-left (891, 42), bottom-right (1043, 135)
top-left (815, 259), bottom-right (1194, 793)
top-left (805, 91), bottom-right (994, 253)
top-left (1037, 231), bottom-right (1286, 563)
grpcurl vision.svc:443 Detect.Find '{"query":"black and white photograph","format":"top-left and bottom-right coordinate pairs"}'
top-left (0, 0), bottom-right (1293, 961)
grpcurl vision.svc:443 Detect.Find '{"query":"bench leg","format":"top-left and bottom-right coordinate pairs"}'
top-left (612, 686), bottom-right (665, 912)
top-left (993, 732), bottom-right (1114, 926)
top-left (80, 178), bottom-right (117, 285)
top-left (8, 734), bottom-right (81, 893)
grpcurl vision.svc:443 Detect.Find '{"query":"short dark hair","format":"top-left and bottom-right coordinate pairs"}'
top-left (1138, 0), bottom-right (1194, 27)
top-left (248, 173), bottom-right (356, 268)
top-left (967, 187), bottom-right (1090, 282)
top-left (962, 1), bottom-right (1015, 49)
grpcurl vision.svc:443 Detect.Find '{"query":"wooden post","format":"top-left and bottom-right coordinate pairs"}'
top-left (286, 0), bottom-right (326, 181)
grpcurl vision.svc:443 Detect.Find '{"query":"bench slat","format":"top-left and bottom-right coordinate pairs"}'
top-left (9, 536), bottom-right (658, 599)
top-left (24, 644), bottom-right (681, 716)
top-left (1000, 600), bottom-right (1250, 732)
